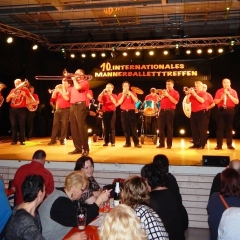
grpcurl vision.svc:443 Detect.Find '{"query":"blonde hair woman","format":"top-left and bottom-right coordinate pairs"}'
top-left (39, 171), bottom-right (111, 240)
top-left (99, 204), bottom-right (147, 240)
top-left (121, 176), bottom-right (169, 240)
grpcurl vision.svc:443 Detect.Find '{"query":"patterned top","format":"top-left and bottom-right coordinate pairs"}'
top-left (134, 205), bottom-right (169, 240)
top-left (80, 176), bottom-right (100, 203)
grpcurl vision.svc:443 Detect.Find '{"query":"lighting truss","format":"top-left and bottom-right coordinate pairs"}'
top-left (0, 23), bottom-right (49, 44)
top-left (48, 36), bottom-right (240, 52)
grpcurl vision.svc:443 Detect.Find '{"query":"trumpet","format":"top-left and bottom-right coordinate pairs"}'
top-left (48, 84), bottom-right (63, 94)
top-left (183, 86), bottom-right (195, 94)
top-left (35, 68), bottom-right (93, 81)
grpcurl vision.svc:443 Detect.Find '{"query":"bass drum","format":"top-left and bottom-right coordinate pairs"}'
top-left (143, 100), bottom-right (155, 116)
top-left (182, 95), bottom-right (191, 118)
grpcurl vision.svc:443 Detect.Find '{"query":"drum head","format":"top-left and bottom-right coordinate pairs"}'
top-left (143, 107), bottom-right (155, 116)
top-left (182, 95), bottom-right (191, 118)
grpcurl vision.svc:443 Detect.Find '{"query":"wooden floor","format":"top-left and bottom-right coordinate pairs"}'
top-left (0, 136), bottom-right (239, 166)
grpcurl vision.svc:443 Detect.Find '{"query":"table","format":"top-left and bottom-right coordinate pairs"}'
top-left (63, 225), bottom-right (99, 240)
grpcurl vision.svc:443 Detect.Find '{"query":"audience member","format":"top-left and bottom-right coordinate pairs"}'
top-left (12, 150), bottom-right (54, 206)
top-left (0, 176), bottom-right (12, 238)
top-left (207, 168), bottom-right (240, 240)
top-left (209, 159), bottom-right (240, 197)
top-left (218, 207), bottom-right (240, 240)
top-left (141, 163), bottom-right (187, 240)
top-left (74, 156), bottom-right (100, 204)
top-left (121, 176), bottom-right (169, 240)
top-left (99, 204), bottom-right (147, 240)
top-left (39, 171), bottom-right (111, 240)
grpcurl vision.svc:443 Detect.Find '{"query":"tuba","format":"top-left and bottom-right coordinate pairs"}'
top-left (0, 82), bottom-right (7, 107)
top-left (26, 93), bottom-right (37, 112)
top-left (12, 80), bottom-right (29, 106)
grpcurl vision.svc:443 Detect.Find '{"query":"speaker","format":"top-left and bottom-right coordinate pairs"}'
top-left (202, 155), bottom-right (230, 167)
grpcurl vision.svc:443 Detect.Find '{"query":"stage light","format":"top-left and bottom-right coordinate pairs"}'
top-left (32, 44), bottom-right (38, 50)
top-left (207, 131), bottom-right (209, 134)
top-left (179, 129), bottom-right (185, 135)
top-left (61, 48), bottom-right (65, 53)
top-left (149, 51), bottom-right (154, 56)
top-left (81, 53), bottom-right (86, 58)
top-left (101, 53), bottom-right (106, 57)
top-left (135, 51), bottom-right (140, 56)
top-left (111, 47), bottom-right (118, 58)
top-left (163, 50), bottom-right (168, 55)
top-left (218, 48), bottom-right (224, 53)
top-left (186, 50), bottom-right (191, 54)
top-left (232, 130), bottom-right (235, 135)
top-left (197, 49), bottom-right (202, 54)
top-left (91, 53), bottom-right (96, 58)
top-left (7, 36), bottom-right (13, 44)
top-left (123, 52), bottom-right (127, 56)
top-left (207, 49), bottom-right (213, 53)
top-left (70, 53), bottom-right (75, 58)
top-left (230, 40), bottom-right (235, 46)
top-left (88, 128), bottom-right (92, 133)
top-left (175, 44), bottom-right (179, 49)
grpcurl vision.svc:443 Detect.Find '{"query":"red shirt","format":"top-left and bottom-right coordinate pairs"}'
top-left (53, 92), bottom-right (71, 109)
top-left (29, 93), bottom-right (39, 110)
top-left (214, 88), bottom-right (238, 107)
top-left (161, 89), bottom-right (180, 109)
top-left (190, 91), bottom-right (207, 112)
top-left (68, 80), bottom-right (89, 104)
top-left (13, 161), bottom-right (54, 205)
top-left (205, 92), bottom-right (214, 108)
top-left (145, 94), bottom-right (158, 103)
top-left (101, 93), bottom-right (118, 111)
top-left (10, 87), bottom-right (30, 108)
top-left (118, 91), bottom-right (137, 110)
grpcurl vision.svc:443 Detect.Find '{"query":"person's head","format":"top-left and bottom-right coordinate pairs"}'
top-left (62, 78), bottom-right (72, 88)
top-left (195, 81), bottom-right (203, 92)
top-left (32, 150), bottom-right (46, 165)
top-left (75, 69), bottom-right (85, 81)
top-left (21, 175), bottom-right (45, 204)
top-left (229, 160), bottom-right (240, 174)
top-left (14, 79), bottom-right (22, 87)
top-left (99, 204), bottom-right (147, 240)
top-left (202, 84), bottom-right (207, 92)
top-left (122, 81), bottom-right (130, 91)
top-left (74, 156), bottom-right (94, 178)
top-left (106, 83), bottom-right (114, 93)
top-left (220, 168), bottom-right (240, 197)
top-left (153, 154), bottom-right (169, 173)
top-left (141, 163), bottom-right (168, 190)
top-left (150, 88), bottom-right (157, 96)
top-left (29, 86), bottom-right (34, 93)
top-left (222, 78), bottom-right (231, 89)
top-left (121, 176), bottom-right (149, 208)
top-left (166, 79), bottom-right (174, 90)
top-left (64, 171), bottom-right (89, 200)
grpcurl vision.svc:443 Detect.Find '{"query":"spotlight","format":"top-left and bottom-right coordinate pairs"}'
top-left (149, 51), bottom-right (154, 56)
top-left (123, 52), bottom-right (127, 56)
top-left (81, 53), bottom-right (86, 58)
top-left (111, 47), bottom-right (118, 58)
top-left (179, 129), bottom-right (185, 135)
top-left (70, 54), bottom-right (75, 58)
top-left (186, 50), bottom-right (191, 54)
top-left (7, 37), bottom-right (13, 44)
top-left (197, 49), bottom-right (202, 54)
top-left (88, 128), bottom-right (92, 133)
top-left (163, 50), bottom-right (168, 55)
top-left (232, 130), bottom-right (235, 135)
top-left (91, 53), bottom-right (96, 58)
top-left (218, 48), bottom-right (224, 53)
top-left (61, 48), bottom-right (65, 53)
top-left (101, 53), bottom-right (106, 57)
top-left (32, 44), bottom-right (38, 50)
top-left (207, 49), bottom-right (213, 54)
top-left (135, 51), bottom-right (140, 56)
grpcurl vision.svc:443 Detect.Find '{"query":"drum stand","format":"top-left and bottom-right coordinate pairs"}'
top-left (139, 110), bottom-right (157, 145)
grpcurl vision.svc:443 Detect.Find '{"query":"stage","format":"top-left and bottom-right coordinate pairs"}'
top-left (0, 136), bottom-right (238, 166)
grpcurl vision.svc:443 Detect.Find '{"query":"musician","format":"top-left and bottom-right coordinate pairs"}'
top-left (202, 84), bottom-right (215, 144)
top-left (48, 79), bottom-right (72, 145)
top-left (98, 83), bottom-right (117, 146)
top-left (68, 69), bottom-right (90, 156)
top-left (186, 81), bottom-right (207, 149)
top-left (117, 81), bottom-right (141, 148)
top-left (214, 78), bottom-right (239, 150)
top-left (144, 88), bottom-right (158, 135)
top-left (6, 79), bottom-right (31, 145)
top-left (26, 86), bottom-right (39, 140)
top-left (157, 79), bottom-right (180, 149)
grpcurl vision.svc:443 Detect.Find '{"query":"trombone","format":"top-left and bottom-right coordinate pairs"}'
top-left (35, 68), bottom-right (93, 81)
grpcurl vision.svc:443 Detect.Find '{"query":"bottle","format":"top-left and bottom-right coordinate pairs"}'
top-left (114, 181), bottom-right (120, 207)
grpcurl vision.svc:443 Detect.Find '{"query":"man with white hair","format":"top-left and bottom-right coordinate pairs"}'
top-left (6, 79), bottom-right (31, 145)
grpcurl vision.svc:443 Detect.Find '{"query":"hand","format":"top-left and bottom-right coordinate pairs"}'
top-left (66, 232), bottom-right (87, 240)
top-left (95, 189), bottom-right (112, 206)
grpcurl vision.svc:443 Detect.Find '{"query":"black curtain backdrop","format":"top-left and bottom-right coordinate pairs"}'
top-left (0, 35), bottom-right (240, 138)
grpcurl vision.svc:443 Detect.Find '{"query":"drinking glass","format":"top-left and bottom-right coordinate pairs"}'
top-left (77, 207), bottom-right (87, 230)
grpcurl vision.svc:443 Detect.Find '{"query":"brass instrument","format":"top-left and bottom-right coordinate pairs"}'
top-left (0, 82), bottom-right (7, 107)
top-left (35, 68), bottom-right (93, 81)
top-left (48, 84), bottom-right (63, 94)
top-left (12, 80), bottom-right (30, 106)
top-left (157, 89), bottom-right (168, 100)
top-left (26, 85), bottom-right (38, 112)
top-left (183, 86), bottom-right (196, 94)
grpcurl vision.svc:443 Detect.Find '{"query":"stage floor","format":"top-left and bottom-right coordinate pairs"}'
top-left (0, 136), bottom-right (238, 166)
